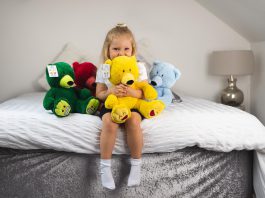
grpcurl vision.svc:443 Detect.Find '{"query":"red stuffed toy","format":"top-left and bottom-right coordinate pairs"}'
top-left (73, 62), bottom-right (97, 95)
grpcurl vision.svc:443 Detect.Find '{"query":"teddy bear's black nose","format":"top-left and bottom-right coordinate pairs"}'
top-left (67, 81), bottom-right (74, 86)
top-left (126, 80), bottom-right (134, 85)
top-left (151, 81), bottom-right (157, 86)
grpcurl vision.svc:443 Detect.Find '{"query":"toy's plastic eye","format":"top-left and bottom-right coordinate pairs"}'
top-left (123, 70), bottom-right (125, 72)
top-left (156, 71), bottom-right (158, 74)
top-left (129, 69), bottom-right (131, 72)
top-left (162, 74), bottom-right (164, 77)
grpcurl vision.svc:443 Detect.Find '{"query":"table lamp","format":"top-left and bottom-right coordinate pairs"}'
top-left (211, 50), bottom-right (254, 107)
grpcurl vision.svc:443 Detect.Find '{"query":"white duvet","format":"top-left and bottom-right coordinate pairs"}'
top-left (1, 92), bottom-right (265, 197)
top-left (0, 92), bottom-right (265, 154)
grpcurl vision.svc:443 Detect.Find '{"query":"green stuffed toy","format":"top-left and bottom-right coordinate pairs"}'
top-left (43, 62), bottom-right (100, 117)
top-left (104, 56), bottom-right (165, 123)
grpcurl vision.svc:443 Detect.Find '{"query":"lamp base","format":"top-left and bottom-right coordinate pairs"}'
top-left (221, 75), bottom-right (244, 107)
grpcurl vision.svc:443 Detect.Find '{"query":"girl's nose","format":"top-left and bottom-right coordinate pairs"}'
top-left (118, 51), bottom-right (125, 56)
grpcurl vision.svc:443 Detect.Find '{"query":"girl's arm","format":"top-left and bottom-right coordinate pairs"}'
top-left (96, 83), bottom-right (111, 102)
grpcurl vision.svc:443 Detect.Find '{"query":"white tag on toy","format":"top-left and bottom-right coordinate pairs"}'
top-left (101, 64), bottom-right (110, 79)
top-left (47, 65), bottom-right (59, 77)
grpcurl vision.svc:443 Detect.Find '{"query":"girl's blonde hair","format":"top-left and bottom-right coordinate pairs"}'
top-left (100, 23), bottom-right (137, 63)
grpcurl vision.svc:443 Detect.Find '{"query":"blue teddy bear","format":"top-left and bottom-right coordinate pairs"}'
top-left (149, 61), bottom-right (181, 107)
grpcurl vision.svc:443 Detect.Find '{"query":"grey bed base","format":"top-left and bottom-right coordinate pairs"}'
top-left (0, 146), bottom-right (253, 198)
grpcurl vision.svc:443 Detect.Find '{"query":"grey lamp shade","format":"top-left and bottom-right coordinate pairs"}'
top-left (211, 50), bottom-right (254, 75)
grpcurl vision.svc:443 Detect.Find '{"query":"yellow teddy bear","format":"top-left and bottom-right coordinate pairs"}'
top-left (105, 56), bottom-right (165, 123)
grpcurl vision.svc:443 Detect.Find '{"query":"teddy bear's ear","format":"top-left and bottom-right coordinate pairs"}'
top-left (72, 62), bottom-right (79, 71)
top-left (153, 60), bottom-right (161, 66)
top-left (174, 68), bottom-right (181, 80)
top-left (105, 59), bottom-right (112, 65)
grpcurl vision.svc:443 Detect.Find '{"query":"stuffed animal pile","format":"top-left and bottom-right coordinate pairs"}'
top-left (149, 61), bottom-right (181, 107)
top-left (43, 62), bottom-right (99, 117)
top-left (104, 56), bottom-right (165, 123)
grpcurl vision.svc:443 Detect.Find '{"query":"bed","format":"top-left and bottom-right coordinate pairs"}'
top-left (0, 92), bottom-right (265, 198)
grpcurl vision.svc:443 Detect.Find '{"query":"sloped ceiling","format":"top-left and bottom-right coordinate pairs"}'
top-left (196, 0), bottom-right (265, 43)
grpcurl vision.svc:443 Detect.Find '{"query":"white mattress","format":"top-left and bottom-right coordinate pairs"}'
top-left (1, 92), bottom-right (265, 197)
top-left (1, 92), bottom-right (265, 154)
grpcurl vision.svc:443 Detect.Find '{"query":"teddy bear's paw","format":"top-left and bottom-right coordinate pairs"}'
top-left (54, 100), bottom-right (71, 117)
top-left (144, 100), bottom-right (165, 118)
top-left (86, 98), bottom-right (100, 114)
top-left (111, 105), bottom-right (131, 124)
top-left (105, 94), bottom-right (118, 109)
top-left (150, 100), bottom-right (165, 117)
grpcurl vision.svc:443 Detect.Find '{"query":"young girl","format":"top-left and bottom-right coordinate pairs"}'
top-left (96, 23), bottom-right (147, 190)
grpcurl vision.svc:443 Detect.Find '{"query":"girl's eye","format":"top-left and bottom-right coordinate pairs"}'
top-left (125, 48), bottom-right (130, 51)
top-left (114, 48), bottom-right (119, 51)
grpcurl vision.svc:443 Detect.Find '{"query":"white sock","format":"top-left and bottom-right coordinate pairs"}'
top-left (100, 159), bottom-right (115, 190)
top-left (128, 158), bottom-right (142, 187)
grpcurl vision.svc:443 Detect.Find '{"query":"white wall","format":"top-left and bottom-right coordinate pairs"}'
top-left (251, 41), bottom-right (265, 124)
top-left (0, 0), bottom-right (251, 108)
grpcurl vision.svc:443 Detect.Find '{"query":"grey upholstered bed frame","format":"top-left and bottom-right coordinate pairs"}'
top-left (0, 146), bottom-right (253, 198)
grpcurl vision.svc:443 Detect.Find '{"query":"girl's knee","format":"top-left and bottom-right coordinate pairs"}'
top-left (126, 113), bottom-right (142, 128)
top-left (102, 113), bottom-right (118, 130)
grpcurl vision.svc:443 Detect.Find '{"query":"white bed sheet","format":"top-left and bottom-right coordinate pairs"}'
top-left (0, 92), bottom-right (265, 154)
top-left (1, 92), bottom-right (265, 197)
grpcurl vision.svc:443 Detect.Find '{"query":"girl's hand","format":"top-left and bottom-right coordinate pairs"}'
top-left (109, 84), bottom-right (128, 97)
top-left (125, 86), bottom-right (134, 97)
top-left (124, 86), bottom-right (143, 98)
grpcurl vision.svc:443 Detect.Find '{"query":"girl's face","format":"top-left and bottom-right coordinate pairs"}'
top-left (109, 35), bottom-right (133, 60)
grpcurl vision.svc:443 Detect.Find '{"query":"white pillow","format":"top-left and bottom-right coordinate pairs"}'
top-left (38, 43), bottom-right (93, 90)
